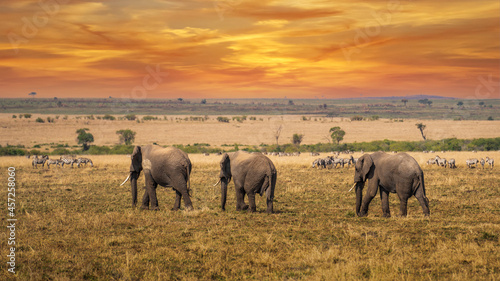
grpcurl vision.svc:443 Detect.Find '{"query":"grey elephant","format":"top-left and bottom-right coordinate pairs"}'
top-left (353, 152), bottom-right (430, 217)
top-left (120, 145), bottom-right (193, 211)
top-left (216, 151), bottom-right (277, 213)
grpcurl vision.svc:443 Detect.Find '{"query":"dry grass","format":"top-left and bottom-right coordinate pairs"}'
top-left (1, 152), bottom-right (499, 280)
top-left (1, 113), bottom-right (500, 148)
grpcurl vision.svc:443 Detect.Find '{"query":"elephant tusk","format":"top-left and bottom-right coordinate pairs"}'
top-left (120, 174), bottom-right (131, 187)
top-left (348, 183), bottom-right (356, 192)
top-left (213, 178), bottom-right (221, 187)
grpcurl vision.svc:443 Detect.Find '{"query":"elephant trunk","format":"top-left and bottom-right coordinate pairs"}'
top-left (130, 171), bottom-right (140, 208)
top-left (355, 181), bottom-right (365, 216)
top-left (221, 178), bottom-right (228, 211)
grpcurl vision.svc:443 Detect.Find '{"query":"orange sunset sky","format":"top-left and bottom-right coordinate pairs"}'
top-left (1, 0), bottom-right (499, 99)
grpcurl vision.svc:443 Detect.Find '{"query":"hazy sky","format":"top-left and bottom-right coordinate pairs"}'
top-left (1, 0), bottom-right (499, 99)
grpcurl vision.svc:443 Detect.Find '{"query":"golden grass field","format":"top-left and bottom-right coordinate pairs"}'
top-left (1, 152), bottom-right (499, 280)
top-left (1, 113), bottom-right (500, 148)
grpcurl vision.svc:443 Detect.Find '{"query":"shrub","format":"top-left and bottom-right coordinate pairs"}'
top-left (36, 117), bottom-right (45, 123)
top-left (124, 114), bottom-right (136, 121)
top-left (24, 114), bottom-right (32, 118)
top-left (351, 115), bottom-right (364, 121)
top-left (217, 117), bottom-right (230, 123)
top-left (142, 116), bottom-right (158, 121)
top-left (103, 114), bottom-right (116, 120)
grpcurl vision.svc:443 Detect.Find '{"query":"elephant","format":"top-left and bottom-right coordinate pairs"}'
top-left (120, 145), bottom-right (193, 211)
top-left (216, 151), bottom-right (277, 213)
top-left (353, 152), bottom-right (430, 217)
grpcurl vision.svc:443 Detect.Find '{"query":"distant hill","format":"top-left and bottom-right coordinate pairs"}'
top-left (340, 95), bottom-right (456, 100)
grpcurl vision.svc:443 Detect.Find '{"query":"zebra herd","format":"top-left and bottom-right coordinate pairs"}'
top-left (31, 155), bottom-right (94, 169)
top-left (465, 157), bottom-right (494, 169)
top-left (312, 155), bottom-right (357, 169)
top-left (426, 155), bottom-right (494, 169)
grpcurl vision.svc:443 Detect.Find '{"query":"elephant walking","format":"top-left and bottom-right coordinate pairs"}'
top-left (353, 152), bottom-right (430, 217)
top-left (121, 145), bottom-right (193, 211)
top-left (217, 151), bottom-right (277, 213)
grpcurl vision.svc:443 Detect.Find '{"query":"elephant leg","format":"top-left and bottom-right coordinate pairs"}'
top-left (141, 188), bottom-right (150, 210)
top-left (172, 177), bottom-right (193, 211)
top-left (181, 189), bottom-right (193, 211)
top-left (172, 189), bottom-right (182, 211)
top-left (359, 181), bottom-right (378, 216)
top-left (235, 187), bottom-right (248, 211)
top-left (142, 172), bottom-right (159, 210)
top-left (380, 188), bottom-right (391, 218)
top-left (415, 189), bottom-right (430, 217)
top-left (247, 192), bottom-right (257, 213)
top-left (266, 186), bottom-right (275, 214)
top-left (398, 193), bottom-right (409, 217)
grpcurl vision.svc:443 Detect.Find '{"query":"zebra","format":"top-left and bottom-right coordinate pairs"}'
top-left (426, 158), bottom-right (437, 165)
top-left (330, 157), bottom-right (344, 168)
top-left (76, 157), bottom-right (94, 168)
top-left (480, 158), bottom-right (485, 169)
top-left (434, 156), bottom-right (447, 168)
top-left (46, 159), bottom-right (63, 168)
top-left (60, 155), bottom-right (77, 167)
top-left (448, 158), bottom-right (456, 169)
top-left (342, 158), bottom-right (352, 168)
top-left (466, 158), bottom-right (479, 168)
top-left (350, 155), bottom-right (358, 165)
top-left (32, 155), bottom-right (48, 168)
top-left (485, 157), bottom-right (494, 168)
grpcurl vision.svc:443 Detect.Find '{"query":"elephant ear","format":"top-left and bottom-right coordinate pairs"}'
top-left (359, 154), bottom-right (373, 181)
top-left (130, 146), bottom-right (142, 172)
top-left (219, 153), bottom-right (231, 182)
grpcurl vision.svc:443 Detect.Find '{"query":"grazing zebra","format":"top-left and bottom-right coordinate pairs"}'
top-left (46, 159), bottom-right (63, 168)
top-left (330, 157), bottom-right (344, 168)
top-left (480, 158), bottom-right (485, 169)
top-left (203, 153), bottom-right (210, 156)
top-left (434, 156), bottom-right (447, 168)
top-left (76, 157), bottom-right (94, 168)
top-left (60, 156), bottom-right (77, 167)
top-left (466, 158), bottom-right (479, 168)
top-left (350, 155), bottom-right (358, 165)
top-left (448, 158), bottom-right (456, 169)
top-left (310, 152), bottom-right (320, 156)
top-left (426, 158), bottom-right (437, 165)
top-left (342, 158), bottom-right (352, 168)
top-left (32, 155), bottom-right (48, 168)
top-left (485, 157), bottom-right (494, 168)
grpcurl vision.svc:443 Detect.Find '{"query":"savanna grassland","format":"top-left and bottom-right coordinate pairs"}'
top-left (1, 113), bottom-right (500, 149)
top-left (1, 152), bottom-right (499, 280)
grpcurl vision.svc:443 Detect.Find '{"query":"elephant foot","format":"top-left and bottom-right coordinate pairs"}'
top-left (236, 204), bottom-right (249, 211)
top-left (171, 207), bottom-right (179, 211)
top-left (185, 205), bottom-right (194, 211)
top-left (140, 205), bottom-right (149, 210)
top-left (150, 207), bottom-right (160, 211)
top-left (382, 213), bottom-right (391, 218)
top-left (357, 212), bottom-right (367, 217)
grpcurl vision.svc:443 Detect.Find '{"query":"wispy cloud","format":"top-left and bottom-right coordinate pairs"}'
top-left (0, 0), bottom-right (498, 98)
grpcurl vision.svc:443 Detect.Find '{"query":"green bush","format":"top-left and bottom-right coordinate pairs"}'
top-left (142, 116), bottom-right (158, 121)
top-left (36, 117), bottom-right (45, 123)
top-left (103, 114), bottom-right (116, 120)
top-left (0, 146), bottom-right (26, 156)
top-left (217, 117), bottom-right (230, 123)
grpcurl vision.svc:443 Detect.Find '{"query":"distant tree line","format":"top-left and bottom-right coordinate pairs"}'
top-left (3, 137), bottom-right (500, 156)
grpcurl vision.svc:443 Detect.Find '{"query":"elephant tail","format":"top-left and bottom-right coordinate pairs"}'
top-left (186, 163), bottom-right (192, 196)
top-left (260, 169), bottom-right (277, 199)
top-left (413, 171), bottom-right (427, 197)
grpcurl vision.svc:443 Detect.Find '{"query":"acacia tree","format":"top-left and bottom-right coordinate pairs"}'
top-left (329, 127), bottom-right (345, 144)
top-left (415, 123), bottom-right (427, 140)
top-left (292, 134), bottom-right (304, 146)
top-left (401, 99), bottom-right (408, 107)
top-left (116, 129), bottom-right (136, 145)
top-left (76, 128), bottom-right (94, 151)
